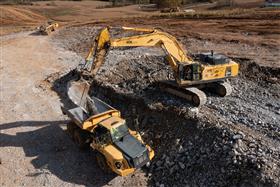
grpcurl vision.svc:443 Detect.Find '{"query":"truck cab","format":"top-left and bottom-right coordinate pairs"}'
top-left (90, 116), bottom-right (154, 176)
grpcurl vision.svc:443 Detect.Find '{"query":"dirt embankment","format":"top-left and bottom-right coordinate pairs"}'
top-left (0, 7), bottom-right (45, 25)
top-left (0, 7), bottom-right (46, 35)
top-left (0, 1), bottom-right (154, 35)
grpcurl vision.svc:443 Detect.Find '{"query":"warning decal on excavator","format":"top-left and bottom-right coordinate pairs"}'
top-left (203, 67), bottom-right (225, 80)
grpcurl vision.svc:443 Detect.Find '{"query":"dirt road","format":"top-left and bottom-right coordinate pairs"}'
top-left (0, 31), bottom-right (146, 186)
top-left (0, 31), bottom-right (69, 186)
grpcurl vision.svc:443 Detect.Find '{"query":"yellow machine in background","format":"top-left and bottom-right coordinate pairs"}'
top-left (38, 21), bottom-right (59, 35)
top-left (63, 81), bottom-right (154, 176)
top-left (81, 26), bottom-right (239, 106)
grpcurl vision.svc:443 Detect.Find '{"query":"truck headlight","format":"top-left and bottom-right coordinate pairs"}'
top-left (115, 161), bottom-right (122, 169)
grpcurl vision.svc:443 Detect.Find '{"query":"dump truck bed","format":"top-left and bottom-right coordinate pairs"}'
top-left (63, 96), bottom-right (118, 123)
top-left (88, 96), bottom-right (115, 114)
top-left (63, 80), bottom-right (119, 128)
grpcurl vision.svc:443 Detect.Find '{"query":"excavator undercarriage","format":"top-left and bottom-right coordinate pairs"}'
top-left (160, 80), bottom-right (232, 106)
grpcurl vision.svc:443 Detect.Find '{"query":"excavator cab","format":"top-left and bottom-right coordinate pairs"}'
top-left (179, 63), bottom-right (202, 82)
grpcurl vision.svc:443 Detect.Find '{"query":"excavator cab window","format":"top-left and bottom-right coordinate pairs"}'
top-left (180, 64), bottom-right (202, 81)
top-left (191, 64), bottom-right (202, 80)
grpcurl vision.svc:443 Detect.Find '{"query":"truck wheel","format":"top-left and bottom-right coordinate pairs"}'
top-left (73, 129), bottom-right (91, 150)
top-left (96, 152), bottom-right (111, 173)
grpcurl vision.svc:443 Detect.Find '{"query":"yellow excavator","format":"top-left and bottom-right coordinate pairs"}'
top-left (76, 26), bottom-right (239, 106)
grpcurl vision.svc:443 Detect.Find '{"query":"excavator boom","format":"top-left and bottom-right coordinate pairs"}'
top-left (85, 27), bottom-right (193, 76)
top-left (111, 27), bottom-right (194, 64)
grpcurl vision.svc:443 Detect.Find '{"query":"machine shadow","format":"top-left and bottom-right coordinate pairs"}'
top-left (0, 120), bottom-right (115, 186)
top-left (29, 31), bottom-right (42, 36)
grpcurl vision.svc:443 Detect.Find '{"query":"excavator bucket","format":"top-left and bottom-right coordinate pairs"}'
top-left (67, 79), bottom-right (114, 117)
top-left (67, 80), bottom-right (90, 112)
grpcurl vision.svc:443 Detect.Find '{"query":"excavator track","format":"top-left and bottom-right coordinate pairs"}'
top-left (159, 81), bottom-right (207, 107)
top-left (206, 82), bottom-right (232, 97)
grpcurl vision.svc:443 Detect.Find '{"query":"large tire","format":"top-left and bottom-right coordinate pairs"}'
top-left (96, 152), bottom-right (111, 173)
top-left (73, 128), bottom-right (91, 150)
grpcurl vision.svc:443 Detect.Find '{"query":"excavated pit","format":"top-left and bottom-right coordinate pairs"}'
top-left (50, 26), bottom-right (280, 187)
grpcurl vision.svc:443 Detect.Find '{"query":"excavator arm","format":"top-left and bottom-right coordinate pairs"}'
top-left (85, 27), bottom-right (194, 76)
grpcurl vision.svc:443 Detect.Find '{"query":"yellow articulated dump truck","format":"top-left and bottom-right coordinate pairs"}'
top-left (62, 81), bottom-right (154, 176)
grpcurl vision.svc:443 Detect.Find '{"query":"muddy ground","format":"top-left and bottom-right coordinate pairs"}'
top-left (1, 13), bottom-right (280, 187)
